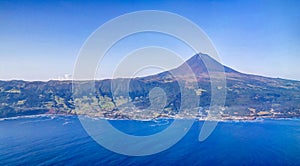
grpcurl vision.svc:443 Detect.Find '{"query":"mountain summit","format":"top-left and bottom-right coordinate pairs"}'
top-left (149, 53), bottom-right (239, 81)
top-left (185, 53), bottom-right (238, 75)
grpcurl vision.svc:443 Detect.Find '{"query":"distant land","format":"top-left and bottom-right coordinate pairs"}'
top-left (1, 53), bottom-right (300, 120)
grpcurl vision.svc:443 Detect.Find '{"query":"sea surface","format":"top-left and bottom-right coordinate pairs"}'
top-left (0, 115), bottom-right (300, 165)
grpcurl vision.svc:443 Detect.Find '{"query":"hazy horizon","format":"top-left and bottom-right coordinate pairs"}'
top-left (1, 52), bottom-right (300, 82)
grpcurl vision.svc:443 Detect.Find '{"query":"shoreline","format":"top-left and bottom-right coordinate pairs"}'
top-left (1, 113), bottom-right (300, 123)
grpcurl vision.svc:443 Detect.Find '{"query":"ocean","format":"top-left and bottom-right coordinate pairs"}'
top-left (0, 115), bottom-right (299, 165)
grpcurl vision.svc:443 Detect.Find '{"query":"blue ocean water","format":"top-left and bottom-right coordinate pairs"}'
top-left (0, 116), bottom-right (300, 165)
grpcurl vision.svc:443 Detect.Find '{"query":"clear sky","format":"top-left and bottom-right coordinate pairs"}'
top-left (0, 0), bottom-right (299, 81)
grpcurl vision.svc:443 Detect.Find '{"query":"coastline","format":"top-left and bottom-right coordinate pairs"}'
top-left (1, 113), bottom-right (300, 123)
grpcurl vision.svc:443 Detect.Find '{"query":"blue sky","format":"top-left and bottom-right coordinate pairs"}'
top-left (0, 0), bottom-right (299, 80)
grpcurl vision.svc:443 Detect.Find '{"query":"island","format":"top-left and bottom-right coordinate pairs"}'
top-left (1, 53), bottom-right (300, 120)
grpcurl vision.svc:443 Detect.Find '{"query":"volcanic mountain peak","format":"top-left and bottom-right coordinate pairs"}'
top-left (142, 53), bottom-right (240, 81)
top-left (185, 53), bottom-right (238, 74)
top-left (157, 53), bottom-right (240, 81)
